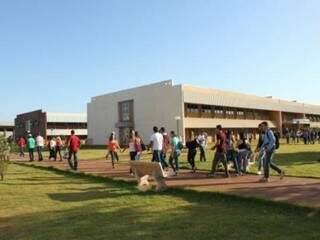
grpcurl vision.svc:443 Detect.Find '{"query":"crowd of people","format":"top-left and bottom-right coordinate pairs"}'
top-left (15, 121), bottom-right (320, 183)
top-left (104, 121), bottom-right (286, 183)
top-left (17, 130), bottom-right (81, 171)
top-left (284, 128), bottom-right (320, 145)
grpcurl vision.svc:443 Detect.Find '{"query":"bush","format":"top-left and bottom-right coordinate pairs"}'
top-left (0, 135), bottom-right (10, 180)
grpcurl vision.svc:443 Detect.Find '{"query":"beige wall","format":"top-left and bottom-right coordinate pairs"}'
top-left (87, 81), bottom-right (183, 145)
top-left (184, 118), bottom-right (277, 129)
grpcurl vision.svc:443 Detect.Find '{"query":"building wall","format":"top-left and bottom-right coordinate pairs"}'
top-left (14, 110), bottom-right (47, 139)
top-left (87, 81), bottom-right (183, 145)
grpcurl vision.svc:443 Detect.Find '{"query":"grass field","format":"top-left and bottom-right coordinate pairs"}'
top-left (1, 164), bottom-right (320, 240)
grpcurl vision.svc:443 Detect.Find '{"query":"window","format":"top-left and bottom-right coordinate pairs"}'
top-left (214, 108), bottom-right (224, 118)
top-left (119, 100), bottom-right (133, 122)
top-left (225, 109), bottom-right (235, 119)
top-left (236, 111), bottom-right (245, 119)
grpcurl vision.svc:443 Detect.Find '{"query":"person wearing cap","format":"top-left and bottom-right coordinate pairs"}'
top-left (27, 134), bottom-right (36, 162)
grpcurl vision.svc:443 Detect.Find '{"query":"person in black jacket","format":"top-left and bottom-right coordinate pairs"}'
top-left (255, 124), bottom-right (265, 175)
top-left (186, 138), bottom-right (199, 173)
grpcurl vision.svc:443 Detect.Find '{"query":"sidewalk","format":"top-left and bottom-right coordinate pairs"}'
top-left (14, 158), bottom-right (320, 208)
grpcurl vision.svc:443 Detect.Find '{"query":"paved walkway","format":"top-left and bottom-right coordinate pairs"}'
top-left (14, 158), bottom-right (320, 209)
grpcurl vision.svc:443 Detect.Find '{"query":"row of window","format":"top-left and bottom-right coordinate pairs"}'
top-left (306, 114), bottom-right (320, 122)
top-left (185, 104), bottom-right (269, 120)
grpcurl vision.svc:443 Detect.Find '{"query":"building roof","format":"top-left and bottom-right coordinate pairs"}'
top-left (182, 84), bottom-right (320, 115)
top-left (0, 122), bottom-right (14, 128)
top-left (46, 112), bottom-right (87, 123)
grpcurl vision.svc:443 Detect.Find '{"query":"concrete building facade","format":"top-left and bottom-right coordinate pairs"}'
top-left (87, 80), bottom-right (320, 145)
top-left (14, 110), bottom-right (87, 140)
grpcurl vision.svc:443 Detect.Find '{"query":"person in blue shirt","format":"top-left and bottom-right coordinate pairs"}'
top-left (260, 121), bottom-right (284, 182)
top-left (169, 131), bottom-right (181, 176)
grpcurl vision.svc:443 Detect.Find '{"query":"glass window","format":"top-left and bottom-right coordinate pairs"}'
top-left (119, 101), bottom-right (133, 122)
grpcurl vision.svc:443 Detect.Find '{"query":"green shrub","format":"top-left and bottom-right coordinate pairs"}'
top-left (0, 135), bottom-right (10, 180)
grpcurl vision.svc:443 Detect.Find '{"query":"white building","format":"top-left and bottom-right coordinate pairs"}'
top-left (87, 80), bottom-right (320, 145)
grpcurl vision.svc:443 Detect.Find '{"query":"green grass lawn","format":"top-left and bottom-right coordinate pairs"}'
top-left (1, 164), bottom-right (319, 240)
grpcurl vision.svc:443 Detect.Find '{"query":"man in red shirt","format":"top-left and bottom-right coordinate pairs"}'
top-left (208, 125), bottom-right (230, 178)
top-left (66, 130), bottom-right (81, 171)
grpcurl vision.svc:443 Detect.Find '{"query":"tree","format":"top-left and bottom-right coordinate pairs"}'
top-left (0, 135), bottom-right (10, 180)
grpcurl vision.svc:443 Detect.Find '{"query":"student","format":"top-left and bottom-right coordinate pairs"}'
top-left (49, 137), bottom-right (57, 161)
top-left (197, 132), bottom-right (207, 162)
top-left (66, 130), bottom-right (81, 171)
top-left (150, 126), bottom-right (164, 167)
top-left (134, 131), bottom-right (142, 160)
top-left (225, 130), bottom-right (240, 176)
top-left (27, 134), bottom-right (35, 162)
top-left (159, 127), bottom-right (169, 169)
top-left (169, 131), bottom-right (181, 175)
top-left (237, 132), bottom-right (251, 175)
top-left (17, 137), bottom-right (26, 157)
top-left (260, 122), bottom-right (284, 182)
top-left (208, 125), bottom-right (229, 178)
top-left (186, 138), bottom-right (198, 173)
top-left (128, 130), bottom-right (137, 161)
top-left (107, 133), bottom-right (120, 168)
top-left (36, 133), bottom-right (44, 161)
top-left (255, 124), bottom-right (265, 175)
top-left (55, 136), bottom-right (63, 161)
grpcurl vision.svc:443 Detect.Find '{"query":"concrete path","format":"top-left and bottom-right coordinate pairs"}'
top-left (14, 158), bottom-right (320, 209)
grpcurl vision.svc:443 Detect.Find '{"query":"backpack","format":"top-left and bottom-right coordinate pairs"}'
top-left (177, 141), bottom-right (184, 151)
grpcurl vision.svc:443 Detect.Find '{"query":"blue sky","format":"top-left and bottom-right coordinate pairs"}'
top-left (1, 0), bottom-right (320, 122)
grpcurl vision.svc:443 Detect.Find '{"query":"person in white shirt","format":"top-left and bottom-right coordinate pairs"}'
top-left (150, 126), bottom-right (164, 166)
top-left (36, 133), bottom-right (44, 161)
top-left (49, 138), bottom-right (57, 161)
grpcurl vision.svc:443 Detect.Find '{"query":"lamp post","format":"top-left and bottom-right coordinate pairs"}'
top-left (174, 116), bottom-right (181, 139)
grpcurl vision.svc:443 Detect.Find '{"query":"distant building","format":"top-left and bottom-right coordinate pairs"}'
top-left (87, 80), bottom-right (320, 145)
top-left (0, 123), bottom-right (14, 138)
top-left (14, 110), bottom-right (87, 140)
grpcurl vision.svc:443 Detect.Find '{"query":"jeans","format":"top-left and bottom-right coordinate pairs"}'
top-left (263, 149), bottom-right (282, 179)
top-left (187, 149), bottom-right (197, 169)
top-left (160, 151), bottom-right (169, 168)
top-left (226, 150), bottom-right (240, 174)
top-left (211, 151), bottom-right (229, 176)
top-left (19, 147), bottom-right (25, 157)
top-left (68, 150), bottom-right (78, 170)
top-left (169, 151), bottom-right (180, 173)
top-left (257, 150), bottom-right (265, 172)
top-left (28, 148), bottom-right (34, 161)
top-left (238, 150), bottom-right (249, 174)
top-left (130, 151), bottom-right (137, 161)
top-left (153, 150), bottom-right (167, 168)
top-left (36, 146), bottom-right (43, 161)
top-left (199, 145), bottom-right (206, 162)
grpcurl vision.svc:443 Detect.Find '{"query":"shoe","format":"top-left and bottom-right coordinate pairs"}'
top-left (207, 172), bottom-right (215, 177)
top-left (257, 171), bottom-right (262, 175)
top-left (259, 177), bottom-right (269, 183)
top-left (280, 171), bottom-right (285, 180)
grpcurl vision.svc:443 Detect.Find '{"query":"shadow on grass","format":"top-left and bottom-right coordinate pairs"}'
top-left (2, 163), bottom-right (320, 240)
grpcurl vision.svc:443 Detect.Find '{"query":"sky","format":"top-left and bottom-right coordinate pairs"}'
top-left (1, 0), bottom-right (320, 122)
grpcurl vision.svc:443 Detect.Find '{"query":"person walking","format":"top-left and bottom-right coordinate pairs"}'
top-left (260, 121), bottom-right (284, 182)
top-left (150, 126), bottom-right (164, 167)
top-left (159, 127), bottom-right (170, 169)
top-left (27, 134), bottom-right (36, 162)
top-left (17, 136), bottom-right (26, 157)
top-left (107, 133), bottom-right (120, 168)
top-left (208, 125), bottom-right (229, 178)
top-left (128, 130), bottom-right (137, 161)
top-left (225, 131), bottom-right (240, 176)
top-left (169, 131), bottom-right (181, 175)
top-left (48, 137), bottom-right (57, 160)
top-left (237, 132), bottom-right (251, 175)
top-left (197, 132), bottom-right (207, 162)
top-left (134, 131), bottom-right (142, 160)
top-left (36, 133), bottom-right (44, 161)
top-left (255, 124), bottom-right (265, 175)
top-left (186, 138), bottom-right (198, 172)
top-left (55, 136), bottom-right (63, 161)
top-left (66, 130), bottom-right (81, 171)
